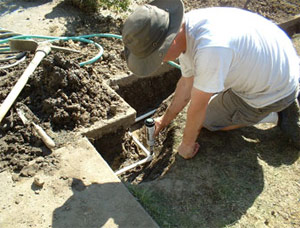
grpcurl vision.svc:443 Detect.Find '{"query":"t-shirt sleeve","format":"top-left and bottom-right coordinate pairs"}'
top-left (179, 53), bottom-right (194, 77)
top-left (193, 47), bottom-right (233, 93)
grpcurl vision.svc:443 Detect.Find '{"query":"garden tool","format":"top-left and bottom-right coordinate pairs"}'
top-left (9, 39), bottom-right (81, 53)
top-left (0, 51), bottom-right (26, 62)
top-left (0, 52), bottom-right (27, 69)
top-left (0, 42), bottom-right (51, 124)
top-left (0, 28), bottom-right (21, 39)
top-left (0, 32), bottom-right (21, 39)
top-left (0, 38), bottom-right (81, 124)
top-left (16, 108), bottom-right (55, 149)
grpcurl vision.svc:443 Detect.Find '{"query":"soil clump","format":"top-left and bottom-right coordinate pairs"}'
top-left (0, 41), bottom-right (124, 177)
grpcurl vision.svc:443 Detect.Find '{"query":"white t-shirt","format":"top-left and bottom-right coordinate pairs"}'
top-left (179, 7), bottom-right (299, 108)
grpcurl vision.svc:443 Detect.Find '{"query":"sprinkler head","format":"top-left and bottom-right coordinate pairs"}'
top-left (144, 118), bottom-right (155, 147)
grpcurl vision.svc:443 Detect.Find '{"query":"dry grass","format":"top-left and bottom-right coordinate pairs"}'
top-left (128, 108), bottom-right (300, 227)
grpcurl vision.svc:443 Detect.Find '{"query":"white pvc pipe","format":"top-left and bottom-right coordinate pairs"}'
top-left (114, 108), bottom-right (157, 175)
top-left (135, 109), bottom-right (156, 123)
top-left (115, 132), bottom-right (153, 175)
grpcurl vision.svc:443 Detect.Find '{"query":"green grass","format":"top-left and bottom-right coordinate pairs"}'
top-left (126, 183), bottom-right (180, 227)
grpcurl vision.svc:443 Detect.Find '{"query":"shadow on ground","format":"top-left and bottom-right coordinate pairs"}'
top-left (47, 1), bottom-right (123, 37)
top-left (52, 179), bottom-right (123, 227)
top-left (134, 125), bottom-right (299, 227)
top-left (52, 178), bottom-right (156, 227)
top-left (0, 0), bottom-right (51, 16)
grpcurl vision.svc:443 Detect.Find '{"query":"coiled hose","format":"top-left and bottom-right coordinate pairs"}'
top-left (0, 29), bottom-right (181, 69)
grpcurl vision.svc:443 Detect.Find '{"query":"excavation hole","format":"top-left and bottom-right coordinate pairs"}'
top-left (114, 68), bottom-right (181, 115)
top-left (93, 69), bottom-right (181, 182)
top-left (92, 128), bottom-right (128, 171)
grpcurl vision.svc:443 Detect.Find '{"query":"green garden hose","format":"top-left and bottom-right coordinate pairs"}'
top-left (0, 29), bottom-right (181, 69)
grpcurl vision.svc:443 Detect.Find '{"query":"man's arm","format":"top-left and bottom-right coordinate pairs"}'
top-left (178, 88), bottom-right (213, 159)
top-left (155, 76), bottom-right (194, 135)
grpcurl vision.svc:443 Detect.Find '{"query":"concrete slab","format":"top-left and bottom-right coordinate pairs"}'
top-left (79, 83), bottom-right (136, 140)
top-left (0, 137), bottom-right (158, 228)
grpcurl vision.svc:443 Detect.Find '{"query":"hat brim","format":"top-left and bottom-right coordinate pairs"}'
top-left (125, 0), bottom-right (184, 77)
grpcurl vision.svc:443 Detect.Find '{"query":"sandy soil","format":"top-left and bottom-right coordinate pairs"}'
top-left (0, 0), bottom-right (299, 227)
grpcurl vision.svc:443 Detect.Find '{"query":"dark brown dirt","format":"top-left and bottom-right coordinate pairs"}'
top-left (115, 69), bottom-right (181, 115)
top-left (118, 94), bottom-right (178, 183)
top-left (0, 41), bottom-right (124, 176)
top-left (0, 1), bottom-right (130, 177)
top-left (182, 0), bottom-right (300, 23)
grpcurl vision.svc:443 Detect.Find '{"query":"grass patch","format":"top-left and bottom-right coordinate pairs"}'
top-left (125, 105), bottom-right (299, 227)
top-left (126, 183), bottom-right (180, 227)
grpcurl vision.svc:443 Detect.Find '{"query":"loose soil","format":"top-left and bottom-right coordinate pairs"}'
top-left (0, 0), bottom-right (299, 227)
top-left (0, 41), bottom-right (126, 176)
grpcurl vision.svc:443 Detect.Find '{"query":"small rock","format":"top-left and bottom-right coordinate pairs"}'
top-left (11, 173), bottom-right (20, 182)
top-left (21, 164), bottom-right (38, 177)
top-left (110, 104), bottom-right (117, 115)
top-left (11, 158), bottom-right (18, 165)
top-left (60, 175), bottom-right (69, 180)
top-left (33, 177), bottom-right (45, 187)
top-left (36, 157), bottom-right (45, 163)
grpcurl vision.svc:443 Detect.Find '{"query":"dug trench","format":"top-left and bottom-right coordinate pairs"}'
top-left (0, 36), bottom-right (181, 183)
top-left (92, 68), bottom-right (181, 182)
top-left (1, 17), bottom-right (299, 184)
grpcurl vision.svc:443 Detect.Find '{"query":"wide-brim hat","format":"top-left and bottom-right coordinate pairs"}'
top-left (122, 0), bottom-right (184, 76)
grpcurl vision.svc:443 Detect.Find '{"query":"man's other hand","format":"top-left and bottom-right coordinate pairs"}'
top-left (178, 142), bottom-right (200, 159)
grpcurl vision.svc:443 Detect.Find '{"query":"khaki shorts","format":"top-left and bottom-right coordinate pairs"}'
top-left (203, 87), bottom-right (299, 131)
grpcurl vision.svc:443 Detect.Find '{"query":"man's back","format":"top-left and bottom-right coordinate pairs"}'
top-left (179, 7), bottom-right (299, 108)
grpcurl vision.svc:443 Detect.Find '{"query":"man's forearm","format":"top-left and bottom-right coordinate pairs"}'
top-left (182, 88), bottom-right (213, 145)
top-left (182, 101), bottom-right (206, 145)
top-left (162, 96), bottom-right (189, 126)
top-left (161, 77), bottom-right (193, 126)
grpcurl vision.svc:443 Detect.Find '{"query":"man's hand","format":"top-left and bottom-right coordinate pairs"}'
top-left (154, 116), bottom-right (166, 137)
top-left (178, 142), bottom-right (200, 159)
top-left (154, 77), bottom-right (194, 137)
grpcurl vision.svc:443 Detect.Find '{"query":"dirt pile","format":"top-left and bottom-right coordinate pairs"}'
top-left (28, 53), bottom-right (120, 130)
top-left (0, 42), bottom-right (124, 176)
